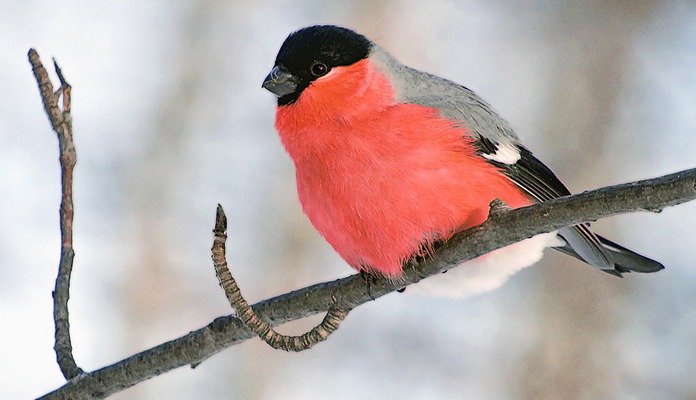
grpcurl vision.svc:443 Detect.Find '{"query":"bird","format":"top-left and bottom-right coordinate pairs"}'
top-left (261, 25), bottom-right (663, 297)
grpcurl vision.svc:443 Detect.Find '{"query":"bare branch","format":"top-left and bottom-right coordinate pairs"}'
top-left (211, 204), bottom-right (350, 352)
top-left (29, 49), bottom-right (83, 381)
top-left (39, 167), bottom-right (696, 399)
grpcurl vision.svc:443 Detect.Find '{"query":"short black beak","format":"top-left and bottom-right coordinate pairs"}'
top-left (262, 66), bottom-right (299, 97)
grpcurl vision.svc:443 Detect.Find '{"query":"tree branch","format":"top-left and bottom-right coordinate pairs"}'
top-left (38, 167), bottom-right (696, 399)
top-left (29, 49), bottom-right (83, 381)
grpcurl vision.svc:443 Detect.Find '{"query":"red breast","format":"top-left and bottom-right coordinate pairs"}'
top-left (274, 59), bottom-right (531, 276)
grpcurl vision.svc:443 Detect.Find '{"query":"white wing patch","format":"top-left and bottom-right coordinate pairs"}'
top-left (482, 141), bottom-right (521, 165)
top-left (408, 232), bottom-right (564, 298)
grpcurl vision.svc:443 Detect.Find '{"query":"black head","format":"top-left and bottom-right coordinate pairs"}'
top-left (262, 25), bottom-right (373, 106)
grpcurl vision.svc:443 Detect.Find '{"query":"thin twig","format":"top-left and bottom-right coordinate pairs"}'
top-left (29, 49), bottom-right (83, 380)
top-left (211, 204), bottom-right (350, 351)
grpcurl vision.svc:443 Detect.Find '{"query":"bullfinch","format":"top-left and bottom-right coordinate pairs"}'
top-left (262, 25), bottom-right (663, 297)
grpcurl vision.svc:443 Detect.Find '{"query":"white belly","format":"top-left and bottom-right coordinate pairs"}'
top-left (409, 232), bottom-right (564, 298)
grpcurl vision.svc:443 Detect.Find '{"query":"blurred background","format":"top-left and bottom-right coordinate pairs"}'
top-left (2, 1), bottom-right (696, 399)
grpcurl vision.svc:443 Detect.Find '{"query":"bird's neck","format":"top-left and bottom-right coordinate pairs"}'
top-left (274, 59), bottom-right (395, 161)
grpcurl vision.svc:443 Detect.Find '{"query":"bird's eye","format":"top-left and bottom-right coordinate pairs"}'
top-left (310, 62), bottom-right (329, 77)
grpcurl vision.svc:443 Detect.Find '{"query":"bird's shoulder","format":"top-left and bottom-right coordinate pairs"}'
top-left (369, 46), bottom-right (519, 145)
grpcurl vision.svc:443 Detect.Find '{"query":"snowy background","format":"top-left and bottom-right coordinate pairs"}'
top-left (2, 1), bottom-right (696, 399)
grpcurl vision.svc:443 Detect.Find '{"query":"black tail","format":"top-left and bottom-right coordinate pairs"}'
top-left (555, 231), bottom-right (665, 277)
top-left (595, 235), bottom-right (665, 275)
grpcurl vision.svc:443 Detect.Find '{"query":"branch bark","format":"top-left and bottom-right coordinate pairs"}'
top-left (38, 167), bottom-right (696, 399)
top-left (29, 49), bottom-right (83, 381)
top-left (212, 204), bottom-right (350, 351)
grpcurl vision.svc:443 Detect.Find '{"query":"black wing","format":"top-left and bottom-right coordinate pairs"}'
top-left (473, 136), bottom-right (663, 275)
